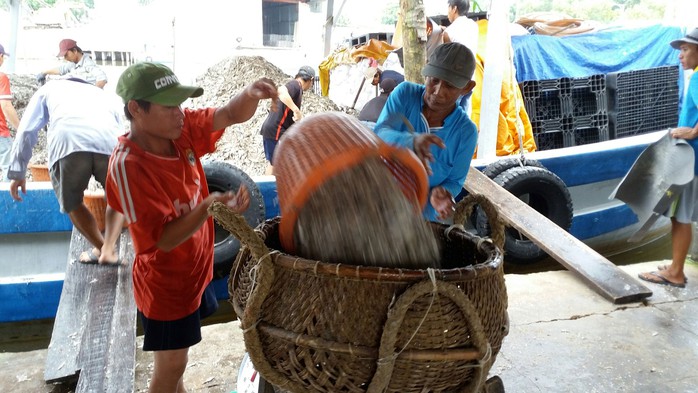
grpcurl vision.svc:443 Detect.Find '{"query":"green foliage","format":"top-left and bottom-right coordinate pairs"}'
top-left (510, 0), bottom-right (666, 23)
top-left (336, 14), bottom-right (351, 27)
top-left (381, 1), bottom-right (400, 25)
top-left (25, 0), bottom-right (58, 11)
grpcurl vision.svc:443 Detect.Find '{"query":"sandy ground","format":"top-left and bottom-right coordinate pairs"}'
top-left (0, 316), bottom-right (247, 393)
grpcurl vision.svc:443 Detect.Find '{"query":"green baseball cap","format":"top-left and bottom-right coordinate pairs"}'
top-left (116, 62), bottom-right (204, 106)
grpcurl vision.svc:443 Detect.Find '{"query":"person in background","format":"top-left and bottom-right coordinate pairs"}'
top-left (359, 78), bottom-right (397, 124)
top-left (6, 78), bottom-right (124, 265)
top-left (426, 17), bottom-right (445, 58)
top-left (443, 0), bottom-right (479, 57)
top-left (36, 39), bottom-right (108, 89)
top-left (442, 0), bottom-right (479, 115)
top-left (110, 61), bottom-right (277, 392)
top-left (375, 42), bottom-right (478, 222)
top-left (260, 65), bottom-right (315, 175)
top-left (638, 28), bottom-right (698, 288)
top-left (0, 43), bottom-right (19, 182)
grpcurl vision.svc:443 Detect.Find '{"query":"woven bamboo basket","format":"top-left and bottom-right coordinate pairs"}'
top-left (210, 194), bottom-right (509, 393)
top-left (273, 112), bottom-right (429, 254)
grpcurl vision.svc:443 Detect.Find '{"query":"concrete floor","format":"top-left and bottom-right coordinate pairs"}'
top-left (1, 259), bottom-right (697, 392)
top-left (491, 260), bottom-right (698, 393)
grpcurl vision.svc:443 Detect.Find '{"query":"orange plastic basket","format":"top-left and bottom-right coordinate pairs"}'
top-left (273, 112), bottom-right (429, 253)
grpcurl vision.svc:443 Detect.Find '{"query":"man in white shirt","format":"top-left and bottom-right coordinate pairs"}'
top-left (442, 0), bottom-right (479, 114)
top-left (37, 39), bottom-right (108, 89)
top-left (7, 78), bottom-right (124, 264)
top-left (443, 0), bottom-right (479, 58)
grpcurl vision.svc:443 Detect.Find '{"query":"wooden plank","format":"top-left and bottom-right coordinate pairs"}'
top-left (75, 262), bottom-right (118, 391)
top-left (44, 228), bottom-right (92, 383)
top-left (45, 228), bottom-right (137, 392)
top-left (464, 168), bottom-right (652, 304)
top-left (104, 235), bottom-right (137, 393)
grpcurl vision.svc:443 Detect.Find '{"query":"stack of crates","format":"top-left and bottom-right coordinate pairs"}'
top-left (520, 66), bottom-right (680, 151)
top-left (606, 66), bottom-right (680, 139)
top-left (521, 74), bottom-right (608, 150)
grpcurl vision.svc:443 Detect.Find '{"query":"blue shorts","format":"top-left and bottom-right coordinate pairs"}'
top-left (263, 138), bottom-right (278, 163)
top-left (139, 282), bottom-right (219, 351)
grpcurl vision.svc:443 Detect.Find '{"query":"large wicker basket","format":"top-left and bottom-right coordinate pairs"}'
top-left (211, 195), bottom-right (508, 393)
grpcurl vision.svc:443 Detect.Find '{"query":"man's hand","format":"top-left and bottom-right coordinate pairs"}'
top-left (670, 126), bottom-right (698, 140)
top-left (212, 185), bottom-right (250, 214)
top-left (9, 179), bottom-right (27, 202)
top-left (292, 109), bottom-right (303, 122)
top-left (430, 186), bottom-right (455, 220)
top-left (36, 73), bottom-right (47, 85)
top-left (413, 134), bottom-right (446, 176)
top-left (246, 78), bottom-right (279, 107)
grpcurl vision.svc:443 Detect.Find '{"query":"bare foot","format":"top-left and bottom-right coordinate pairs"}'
top-left (657, 265), bottom-right (687, 283)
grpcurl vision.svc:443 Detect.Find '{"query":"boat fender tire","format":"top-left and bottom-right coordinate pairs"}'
top-left (481, 157), bottom-right (545, 180)
top-left (457, 157), bottom-right (545, 227)
top-left (203, 161), bottom-right (265, 278)
top-left (476, 165), bottom-right (573, 265)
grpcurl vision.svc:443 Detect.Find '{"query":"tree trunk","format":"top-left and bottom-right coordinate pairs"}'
top-left (399, 0), bottom-right (426, 84)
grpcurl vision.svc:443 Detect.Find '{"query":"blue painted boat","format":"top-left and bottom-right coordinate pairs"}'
top-left (1, 23), bottom-right (685, 324)
top-left (0, 129), bottom-right (670, 323)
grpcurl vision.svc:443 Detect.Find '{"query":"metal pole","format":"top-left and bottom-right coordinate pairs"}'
top-left (7, 0), bottom-right (21, 73)
top-left (323, 0), bottom-right (334, 57)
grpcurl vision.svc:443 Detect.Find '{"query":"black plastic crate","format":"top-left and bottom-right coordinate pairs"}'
top-left (607, 66), bottom-right (680, 138)
top-left (610, 110), bottom-right (678, 139)
top-left (530, 119), bottom-right (563, 134)
top-left (533, 131), bottom-right (563, 151)
top-left (533, 130), bottom-right (575, 151)
top-left (572, 112), bottom-right (609, 130)
top-left (574, 126), bottom-right (610, 146)
top-left (559, 75), bottom-right (607, 117)
top-left (520, 79), bottom-right (565, 122)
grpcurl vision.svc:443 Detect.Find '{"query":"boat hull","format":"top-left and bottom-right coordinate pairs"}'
top-left (0, 131), bottom-right (670, 322)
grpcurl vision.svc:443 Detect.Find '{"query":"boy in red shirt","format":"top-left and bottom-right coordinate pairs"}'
top-left (110, 62), bottom-right (278, 391)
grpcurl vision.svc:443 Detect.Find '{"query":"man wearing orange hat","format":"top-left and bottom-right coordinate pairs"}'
top-left (36, 38), bottom-right (107, 88)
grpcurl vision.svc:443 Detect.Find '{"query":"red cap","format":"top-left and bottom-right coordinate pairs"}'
top-left (58, 39), bottom-right (77, 57)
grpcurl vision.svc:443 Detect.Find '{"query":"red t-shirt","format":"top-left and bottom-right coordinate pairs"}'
top-left (0, 72), bottom-right (12, 138)
top-left (106, 108), bottom-right (224, 321)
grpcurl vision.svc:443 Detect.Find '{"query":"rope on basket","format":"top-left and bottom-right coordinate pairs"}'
top-left (367, 273), bottom-right (490, 393)
top-left (209, 202), bottom-right (299, 391)
top-left (451, 193), bottom-right (505, 252)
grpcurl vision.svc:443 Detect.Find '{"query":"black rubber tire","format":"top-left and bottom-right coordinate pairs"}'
top-left (476, 165), bottom-right (573, 265)
top-left (203, 161), bottom-right (265, 278)
top-left (457, 157), bottom-right (545, 228)
top-left (481, 157), bottom-right (545, 179)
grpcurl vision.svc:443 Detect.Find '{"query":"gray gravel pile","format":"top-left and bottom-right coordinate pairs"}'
top-left (8, 56), bottom-right (345, 176)
top-left (8, 74), bottom-right (46, 165)
top-left (190, 56), bottom-right (341, 176)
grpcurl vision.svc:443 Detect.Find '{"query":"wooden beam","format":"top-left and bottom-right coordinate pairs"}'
top-left (45, 228), bottom-right (136, 391)
top-left (465, 168), bottom-right (652, 304)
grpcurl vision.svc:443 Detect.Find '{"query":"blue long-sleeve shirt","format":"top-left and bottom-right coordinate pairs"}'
top-left (682, 67), bottom-right (698, 175)
top-left (375, 82), bottom-right (478, 221)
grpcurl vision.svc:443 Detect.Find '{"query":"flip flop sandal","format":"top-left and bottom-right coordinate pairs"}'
top-left (638, 271), bottom-right (686, 288)
top-left (657, 265), bottom-right (687, 283)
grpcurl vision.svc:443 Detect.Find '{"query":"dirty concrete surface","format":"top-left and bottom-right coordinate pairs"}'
top-left (1, 260), bottom-right (697, 392)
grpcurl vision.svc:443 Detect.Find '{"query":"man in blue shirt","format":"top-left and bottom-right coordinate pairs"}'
top-left (375, 42), bottom-right (477, 222)
top-left (639, 28), bottom-right (698, 288)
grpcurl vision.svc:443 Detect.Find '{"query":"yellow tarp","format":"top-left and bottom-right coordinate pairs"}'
top-left (318, 39), bottom-right (396, 97)
top-left (319, 20), bottom-right (536, 157)
top-left (470, 19), bottom-right (536, 156)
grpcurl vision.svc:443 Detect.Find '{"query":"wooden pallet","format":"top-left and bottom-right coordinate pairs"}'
top-left (44, 228), bottom-right (136, 392)
top-left (465, 168), bottom-right (652, 304)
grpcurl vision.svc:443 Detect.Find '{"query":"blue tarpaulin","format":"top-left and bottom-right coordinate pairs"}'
top-left (511, 24), bottom-right (685, 82)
